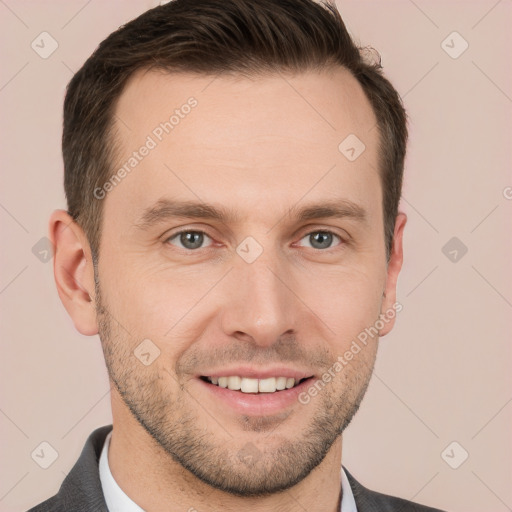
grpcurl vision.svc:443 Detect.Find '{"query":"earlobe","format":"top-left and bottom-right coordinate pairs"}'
top-left (379, 212), bottom-right (407, 337)
top-left (49, 210), bottom-right (99, 336)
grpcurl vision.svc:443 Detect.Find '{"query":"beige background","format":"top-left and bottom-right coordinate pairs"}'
top-left (1, 1), bottom-right (511, 511)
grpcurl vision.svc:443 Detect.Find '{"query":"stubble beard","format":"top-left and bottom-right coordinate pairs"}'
top-left (94, 277), bottom-right (376, 497)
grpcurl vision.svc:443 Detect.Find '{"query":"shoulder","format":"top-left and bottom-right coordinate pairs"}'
top-left (343, 466), bottom-right (448, 512)
top-left (26, 495), bottom-right (60, 512)
top-left (25, 425), bottom-right (113, 512)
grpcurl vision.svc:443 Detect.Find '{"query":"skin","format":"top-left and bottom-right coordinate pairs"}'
top-left (50, 66), bottom-right (406, 512)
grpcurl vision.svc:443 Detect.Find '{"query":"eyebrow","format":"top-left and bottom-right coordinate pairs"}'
top-left (134, 197), bottom-right (368, 230)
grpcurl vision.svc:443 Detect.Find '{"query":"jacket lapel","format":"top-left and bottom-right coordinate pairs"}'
top-left (55, 425), bottom-right (112, 512)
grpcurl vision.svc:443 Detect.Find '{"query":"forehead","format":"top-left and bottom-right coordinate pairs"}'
top-left (105, 67), bottom-right (381, 229)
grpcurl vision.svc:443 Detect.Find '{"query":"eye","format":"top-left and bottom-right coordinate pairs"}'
top-left (165, 228), bottom-right (345, 252)
top-left (166, 230), bottom-right (214, 250)
top-left (297, 230), bottom-right (344, 250)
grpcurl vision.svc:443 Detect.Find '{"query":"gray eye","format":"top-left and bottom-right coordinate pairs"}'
top-left (300, 231), bottom-right (341, 250)
top-left (168, 231), bottom-right (212, 250)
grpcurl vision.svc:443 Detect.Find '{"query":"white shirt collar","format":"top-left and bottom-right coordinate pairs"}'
top-left (99, 431), bottom-right (144, 512)
top-left (99, 430), bottom-right (357, 511)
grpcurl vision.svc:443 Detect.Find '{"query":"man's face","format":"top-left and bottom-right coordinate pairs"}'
top-left (95, 67), bottom-right (395, 495)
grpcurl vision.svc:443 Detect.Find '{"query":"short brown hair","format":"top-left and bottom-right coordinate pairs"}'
top-left (63, 0), bottom-right (407, 263)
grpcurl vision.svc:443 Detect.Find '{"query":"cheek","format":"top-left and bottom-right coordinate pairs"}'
top-left (99, 239), bottom-right (386, 352)
top-left (96, 254), bottom-right (171, 334)
top-left (305, 265), bottom-right (384, 344)
top-left (103, 259), bottom-right (221, 348)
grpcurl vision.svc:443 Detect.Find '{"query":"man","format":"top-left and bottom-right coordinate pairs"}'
top-left (28, 0), bottom-right (447, 510)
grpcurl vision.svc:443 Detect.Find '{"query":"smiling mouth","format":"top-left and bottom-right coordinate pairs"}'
top-left (199, 375), bottom-right (313, 393)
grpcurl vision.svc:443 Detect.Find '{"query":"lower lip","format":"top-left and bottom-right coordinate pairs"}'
top-left (196, 377), bottom-right (315, 416)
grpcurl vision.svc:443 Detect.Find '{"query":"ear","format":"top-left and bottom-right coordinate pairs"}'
top-left (378, 212), bottom-right (407, 337)
top-left (49, 210), bottom-right (99, 336)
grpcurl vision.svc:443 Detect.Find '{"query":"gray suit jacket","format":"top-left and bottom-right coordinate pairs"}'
top-left (27, 424), bottom-right (447, 512)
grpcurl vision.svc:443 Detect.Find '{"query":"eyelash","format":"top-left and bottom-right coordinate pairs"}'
top-left (164, 228), bottom-right (346, 253)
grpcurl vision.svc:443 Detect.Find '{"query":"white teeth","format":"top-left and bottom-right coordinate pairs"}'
top-left (227, 376), bottom-right (241, 390)
top-left (206, 376), bottom-right (300, 393)
top-left (258, 377), bottom-right (276, 392)
top-left (276, 377), bottom-right (287, 390)
top-left (241, 377), bottom-right (259, 393)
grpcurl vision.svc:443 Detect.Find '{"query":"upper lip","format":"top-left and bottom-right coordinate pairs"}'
top-left (197, 366), bottom-right (315, 381)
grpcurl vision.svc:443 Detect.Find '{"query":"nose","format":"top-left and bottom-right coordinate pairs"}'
top-left (219, 245), bottom-right (300, 348)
